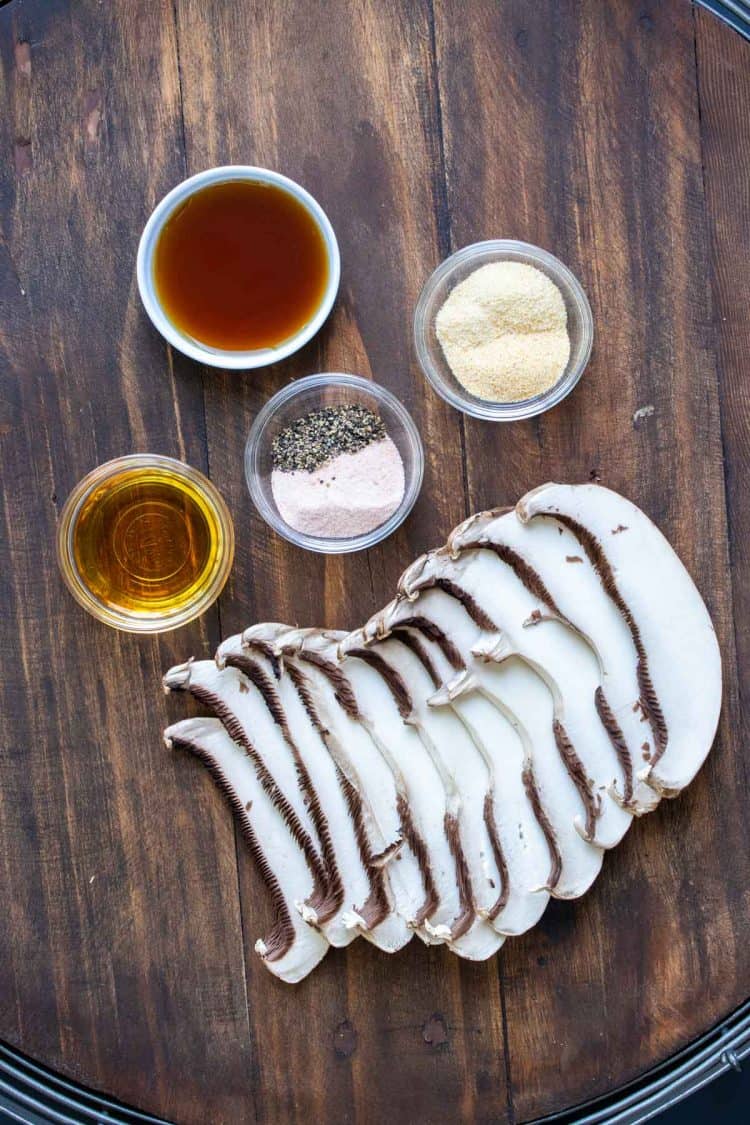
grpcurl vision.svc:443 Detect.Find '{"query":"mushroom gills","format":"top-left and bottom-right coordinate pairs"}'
top-left (371, 610), bottom-right (551, 936)
top-left (340, 628), bottom-right (506, 960)
top-left (517, 483), bottom-right (722, 796)
top-left (216, 632), bottom-right (379, 946)
top-left (341, 629), bottom-right (504, 956)
top-left (163, 658), bottom-right (346, 945)
top-left (269, 628), bottom-right (421, 953)
top-left (447, 507), bottom-right (659, 813)
top-left (369, 586), bottom-right (603, 899)
top-left (164, 717), bottom-right (328, 984)
top-left (400, 551), bottom-right (632, 849)
top-left (304, 633), bottom-right (455, 946)
top-left (274, 627), bottom-right (442, 944)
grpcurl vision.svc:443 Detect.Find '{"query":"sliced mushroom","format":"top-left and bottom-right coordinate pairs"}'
top-left (447, 507), bottom-right (660, 814)
top-left (335, 627), bottom-right (504, 958)
top-left (163, 659), bottom-right (343, 944)
top-left (163, 483), bottom-right (721, 982)
top-left (517, 483), bottom-right (722, 795)
top-left (442, 691), bottom-right (552, 934)
top-left (164, 717), bottom-right (328, 984)
top-left (283, 629), bottom-right (452, 942)
top-left (358, 605), bottom-right (551, 936)
top-left (371, 582), bottom-right (604, 899)
top-left (339, 626), bottom-right (506, 960)
top-left (400, 549), bottom-right (632, 849)
top-left (257, 625), bottom-right (420, 954)
top-left (216, 632), bottom-right (377, 946)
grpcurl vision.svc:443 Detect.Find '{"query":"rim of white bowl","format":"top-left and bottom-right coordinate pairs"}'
top-left (413, 239), bottom-right (594, 421)
top-left (136, 166), bottom-right (341, 370)
top-left (245, 373), bottom-right (425, 554)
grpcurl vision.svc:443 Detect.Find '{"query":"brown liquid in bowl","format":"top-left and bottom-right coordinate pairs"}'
top-left (153, 180), bottom-right (329, 351)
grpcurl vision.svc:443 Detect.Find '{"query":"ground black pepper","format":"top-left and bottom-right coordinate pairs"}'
top-left (271, 405), bottom-right (387, 472)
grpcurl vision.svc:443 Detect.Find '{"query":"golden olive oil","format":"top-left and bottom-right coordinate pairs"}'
top-left (71, 466), bottom-right (223, 615)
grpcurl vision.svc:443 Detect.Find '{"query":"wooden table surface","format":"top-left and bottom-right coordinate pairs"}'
top-left (1, 1), bottom-right (749, 1122)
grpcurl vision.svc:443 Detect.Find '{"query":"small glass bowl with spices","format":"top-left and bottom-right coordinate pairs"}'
top-left (245, 373), bottom-right (424, 553)
top-left (414, 240), bottom-right (593, 421)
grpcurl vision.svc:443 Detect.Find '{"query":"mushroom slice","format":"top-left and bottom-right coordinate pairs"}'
top-left (163, 659), bottom-right (341, 943)
top-left (286, 629), bottom-right (445, 944)
top-left (336, 626), bottom-right (503, 956)
top-left (340, 626), bottom-right (506, 960)
top-left (378, 580), bottom-right (604, 898)
top-left (362, 605), bottom-right (550, 937)
top-left (216, 633), bottom-right (373, 947)
top-left (517, 483), bottom-right (722, 795)
top-left (164, 717), bottom-right (328, 984)
top-left (401, 550), bottom-right (632, 849)
top-left (447, 508), bottom-right (660, 814)
top-left (452, 657), bottom-right (604, 899)
top-left (263, 626), bottom-right (420, 954)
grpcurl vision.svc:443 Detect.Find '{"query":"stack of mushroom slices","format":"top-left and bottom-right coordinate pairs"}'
top-left (163, 482), bottom-right (722, 984)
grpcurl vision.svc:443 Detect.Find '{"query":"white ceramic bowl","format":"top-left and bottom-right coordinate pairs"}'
top-left (414, 240), bottom-right (593, 421)
top-left (136, 166), bottom-right (341, 370)
top-left (245, 373), bottom-right (424, 554)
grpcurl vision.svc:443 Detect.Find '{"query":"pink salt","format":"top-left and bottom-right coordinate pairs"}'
top-left (271, 435), bottom-right (405, 539)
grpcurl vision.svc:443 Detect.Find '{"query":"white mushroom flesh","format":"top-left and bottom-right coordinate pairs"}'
top-left (162, 659), bottom-right (335, 934)
top-left (400, 550), bottom-right (633, 848)
top-left (163, 484), bottom-right (721, 982)
top-left (268, 629), bottom-right (420, 953)
top-left (361, 604), bottom-right (551, 935)
top-left (164, 717), bottom-right (328, 985)
top-left (216, 632), bottom-right (375, 946)
top-left (448, 508), bottom-right (660, 813)
top-left (517, 483), bottom-right (722, 796)
top-left (340, 628), bottom-right (505, 960)
top-left (366, 591), bottom-right (603, 899)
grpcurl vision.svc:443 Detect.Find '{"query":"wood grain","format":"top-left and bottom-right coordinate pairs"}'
top-left (170, 2), bottom-right (507, 1121)
top-left (0, 1), bottom-right (748, 1122)
top-left (0, 2), bottom-right (253, 1121)
top-left (433, 1), bottom-right (748, 1117)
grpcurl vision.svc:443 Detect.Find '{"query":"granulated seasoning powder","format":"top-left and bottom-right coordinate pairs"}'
top-left (435, 261), bottom-right (570, 402)
top-left (271, 405), bottom-right (405, 539)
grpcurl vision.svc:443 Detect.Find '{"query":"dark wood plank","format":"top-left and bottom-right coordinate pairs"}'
top-left (170, 1), bottom-right (509, 1121)
top-left (696, 5), bottom-right (750, 776)
top-left (432, 0), bottom-right (747, 1119)
top-left (0, 2), bottom-right (254, 1122)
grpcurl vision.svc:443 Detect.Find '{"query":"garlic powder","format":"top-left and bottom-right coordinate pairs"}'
top-left (435, 261), bottom-right (570, 402)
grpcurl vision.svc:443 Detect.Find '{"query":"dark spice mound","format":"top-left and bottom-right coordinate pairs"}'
top-left (272, 404), bottom-right (387, 472)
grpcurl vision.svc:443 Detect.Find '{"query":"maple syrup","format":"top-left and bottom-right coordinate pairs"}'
top-left (58, 456), bottom-right (234, 631)
top-left (153, 180), bottom-right (330, 351)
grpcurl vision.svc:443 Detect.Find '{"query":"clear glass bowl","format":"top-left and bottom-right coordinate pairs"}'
top-left (56, 454), bottom-right (234, 633)
top-left (245, 373), bottom-right (424, 554)
top-left (413, 239), bottom-right (594, 421)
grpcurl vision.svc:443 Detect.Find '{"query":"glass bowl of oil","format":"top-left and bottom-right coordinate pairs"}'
top-left (56, 455), bottom-right (234, 633)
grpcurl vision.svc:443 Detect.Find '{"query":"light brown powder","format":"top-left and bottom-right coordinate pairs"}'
top-left (435, 261), bottom-right (570, 402)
